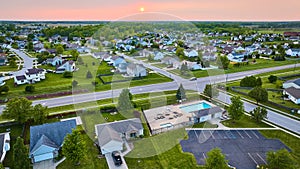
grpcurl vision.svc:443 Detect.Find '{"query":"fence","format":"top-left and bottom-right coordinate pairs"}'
top-left (151, 121), bottom-right (194, 135)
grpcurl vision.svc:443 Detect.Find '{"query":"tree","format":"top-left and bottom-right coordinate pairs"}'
top-left (228, 96), bottom-right (244, 122)
top-left (0, 163), bottom-right (4, 169)
top-left (180, 62), bottom-right (188, 74)
top-left (248, 87), bottom-right (268, 104)
top-left (63, 71), bottom-right (73, 78)
top-left (117, 89), bottom-right (134, 116)
top-left (13, 137), bottom-right (30, 169)
top-left (176, 84), bottom-right (186, 102)
top-left (267, 149), bottom-right (296, 169)
top-left (268, 75), bottom-right (278, 83)
top-left (62, 129), bottom-right (87, 165)
top-left (0, 85), bottom-right (9, 95)
top-left (176, 47), bottom-right (185, 59)
top-left (240, 76), bottom-right (257, 87)
top-left (205, 148), bottom-right (229, 169)
top-left (25, 85), bottom-right (35, 93)
top-left (249, 107), bottom-right (268, 123)
top-left (56, 45), bottom-right (64, 54)
top-left (70, 49), bottom-right (79, 61)
top-left (256, 77), bottom-right (263, 86)
top-left (203, 84), bottom-right (219, 99)
top-left (216, 55), bottom-right (230, 69)
top-left (27, 33), bottom-right (35, 41)
top-left (86, 70), bottom-right (93, 79)
top-left (27, 41), bottom-right (33, 52)
top-left (3, 98), bottom-right (33, 124)
top-left (32, 104), bottom-right (49, 124)
top-left (72, 80), bottom-right (78, 87)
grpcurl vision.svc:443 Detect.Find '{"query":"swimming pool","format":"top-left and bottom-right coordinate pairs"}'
top-left (180, 102), bottom-right (211, 113)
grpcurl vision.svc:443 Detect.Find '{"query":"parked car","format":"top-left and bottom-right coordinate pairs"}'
top-left (189, 77), bottom-right (197, 81)
top-left (112, 151), bottom-right (122, 166)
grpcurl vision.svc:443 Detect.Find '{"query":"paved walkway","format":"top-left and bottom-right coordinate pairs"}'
top-left (33, 160), bottom-right (55, 169)
top-left (105, 152), bottom-right (129, 169)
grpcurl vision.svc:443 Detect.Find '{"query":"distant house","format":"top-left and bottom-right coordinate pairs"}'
top-left (56, 60), bottom-right (76, 74)
top-left (184, 49), bottom-right (198, 58)
top-left (93, 52), bottom-right (108, 59)
top-left (0, 132), bottom-right (10, 163)
top-left (117, 63), bottom-right (128, 73)
top-left (202, 52), bottom-right (217, 61)
top-left (161, 56), bottom-right (181, 69)
top-left (47, 49), bottom-right (57, 55)
top-left (283, 78), bottom-right (300, 89)
top-left (283, 87), bottom-right (300, 104)
top-left (227, 53), bottom-right (246, 63)
top-left (14, 68), bottom-right (46, 85)
top-left (139, 49), bottom-right (152, 57)
top-left (29, 120), bottom-right (77, 163)
top-left (109, 56), bottom-right (126, 67)
top-left (77, 47), bottom-right (91, 53)
top-left (46, 56), bottom-right (63, 66)
top-left (95, 118), bottom-right (143, 154)
top-left (286, 49), bottom-right (300, 57)
top-left (259, 48), bottom-right (273, 55)
top-left (182, 61), bottom-right (202, 70)
top-left (154, 52), bottom-right (165, 61)
top-left (0, 53), bottom-right (7, 66)
top-left (127, 63), bottom-right (147, 77)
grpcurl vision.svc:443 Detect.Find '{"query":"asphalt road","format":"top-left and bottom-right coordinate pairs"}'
top-left (10, 49), bottom-right (36, 76)
top-left (2, 51), bottom-right (300, 135)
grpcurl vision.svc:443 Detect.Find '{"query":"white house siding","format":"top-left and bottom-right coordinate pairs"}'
top-left (101, 141), bottom-right (123, 154)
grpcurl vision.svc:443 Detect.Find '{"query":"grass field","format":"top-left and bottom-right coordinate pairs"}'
top-left (0, 56), bottom-right (171, 100)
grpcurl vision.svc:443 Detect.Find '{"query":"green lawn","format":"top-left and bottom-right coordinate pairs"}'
top-left (222, 115), bottom-right (271, 128)
top-left (0, 65), bottom-right (18, 72)
top-left (0, 56), bottom-right (171, 100)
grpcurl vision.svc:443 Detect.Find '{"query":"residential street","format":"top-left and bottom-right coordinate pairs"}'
top-left (1, 51), bottom-right (300, 135)
top-left (10, 48), bottom-right (37, 76)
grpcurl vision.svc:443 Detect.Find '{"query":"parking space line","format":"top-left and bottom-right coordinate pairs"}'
top-left (251, 130), bottom-right (259, 139)
top-left (194, 130), bottom-right (199, 139)
top-left (216, 130), bottom-right (222, 139)
top-left (236, 130), bottom-right (244, 139)
top-left (243, 130), bottom-right (252, 139)
top-left (248, 153), bottom-right (258, 165)
top-left (203, 153), bottom-right (207, 159)
top-left (209, 130), bottom-right (215, 139)
top-left (257, 153), bottom-right (267, 164)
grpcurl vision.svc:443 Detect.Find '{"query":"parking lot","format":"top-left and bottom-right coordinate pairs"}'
top-left (180, 129), bottom-right (290, 169)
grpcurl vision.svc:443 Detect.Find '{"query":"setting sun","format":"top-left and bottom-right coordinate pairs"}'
top-left (140, 7), bottom-right (145, 12)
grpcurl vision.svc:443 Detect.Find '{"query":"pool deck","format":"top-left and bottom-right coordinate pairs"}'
top-left (144, 100), bottom-right (215, 132)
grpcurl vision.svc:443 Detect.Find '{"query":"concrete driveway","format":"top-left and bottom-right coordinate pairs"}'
top-left (33, 159), bottom-right (55, 169)
top-left (105, 152), bottom-right (128, 169)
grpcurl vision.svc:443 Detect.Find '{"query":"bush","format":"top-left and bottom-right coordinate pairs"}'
top-left (0, 85), bottom-right (9, 94)
top-left (86, 70), bottom-right (93, 79)
top-left (72, 80), bottom-right (78, 87)
top-left (63, 71), bottom-right (73, 78)
top-left (25, 85), bottom-right (35, 93)
top-left (91, 81), bottom-right (99, 86)
top-left (240, 76), bottom-right (257, 87)
top-left (268, 75), bottom-right (278, 83)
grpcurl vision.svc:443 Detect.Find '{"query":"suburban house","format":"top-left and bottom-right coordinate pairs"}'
top-left (258, 48), bottom-right (273, 55)
top-left (45, 56), bottom-right (63, 66)
top-left (0, 54), bottom-right (7, 66)
top-left (139, 49), bottom-right (153, 57)
top-left (95, 118), bottom-right (144, 154)
top-left (283, 87), bottom-right (300, 104)
top-left (117, 63), bottom-right (128, 73)
top-left (29, 120), bottom-right (77, 163)
top-left (56, 60), bottom-right (76, 74)
top-left (154, 52), bottom-right (165, 61)
top-left (0, 132), bottom-right (10, 163)
top-left (286, 49), bottom-right (300, 57)
top-left (127, 63), bottom-right (147, 77)
top-left (161, 57), bottom-right (181, 69)
top-left (14, 68), bottom-right (46, 85)
top-left (184, 49), bottom-right (198, 58)
top-left (283, 78), bottom-right (300, 89)
top-left (227, 53), bottom-right (246, 63)
top-left (93, 52), bottom-right (108, 59)
top-left (182, 61), bottom-right (202, 70)
top-left (202, 52), bottom-right (217, 61)
top-left (108, 56), bottom-right (126, 67)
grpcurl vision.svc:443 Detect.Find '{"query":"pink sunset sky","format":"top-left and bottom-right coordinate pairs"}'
top-left (0, 0), bottom-right (299, 21)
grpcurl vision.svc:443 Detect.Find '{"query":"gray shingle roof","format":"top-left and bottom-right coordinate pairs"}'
top-left (285, 87), bottom-right (300, 99)
top-left (30, 135), bottom-right (59, 154)
top-left (30, 120), bottom-right (76, 153)
top-left (193, 107), bottom-right (223, 118)
top-left (285, 78), bottom-right (300, 86)
top-left (97, 126), bottom-right (122, 147)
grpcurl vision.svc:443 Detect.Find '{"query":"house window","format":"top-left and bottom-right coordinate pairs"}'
top-left (130, 132), bottom-right (137, 138)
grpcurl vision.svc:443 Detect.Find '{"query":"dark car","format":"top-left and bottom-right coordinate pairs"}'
top-left (112, 151), bottom-right (122, 166)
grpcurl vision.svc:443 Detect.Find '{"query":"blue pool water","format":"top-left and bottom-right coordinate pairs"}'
top-left (180, 102), bottom-right (211, 113)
